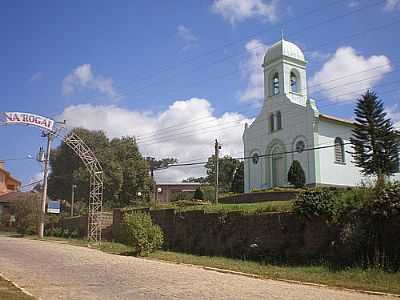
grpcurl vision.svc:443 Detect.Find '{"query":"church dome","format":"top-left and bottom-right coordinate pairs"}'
top-left (263, 39), bottom-right (305, 65)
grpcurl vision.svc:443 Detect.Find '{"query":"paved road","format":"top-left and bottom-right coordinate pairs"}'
top-left (0, 236), bottom-right (396, 300)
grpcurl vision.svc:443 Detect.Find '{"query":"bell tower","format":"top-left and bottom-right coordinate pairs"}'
top-left (262, 38), bottom-right (308, 106)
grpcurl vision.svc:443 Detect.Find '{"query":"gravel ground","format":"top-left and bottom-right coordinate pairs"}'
top-left (0, 236), bottom-right (397, 300)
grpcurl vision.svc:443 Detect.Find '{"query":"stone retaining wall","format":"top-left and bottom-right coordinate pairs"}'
top-left (113, 208), bottom-right (335, 261)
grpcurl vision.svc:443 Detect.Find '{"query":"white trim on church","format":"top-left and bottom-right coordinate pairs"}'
top-left (243, 38), bottom-right (400, 192)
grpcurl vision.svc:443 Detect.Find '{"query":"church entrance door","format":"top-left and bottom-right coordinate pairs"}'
top-left (271, 146), bottom-right (285, 187)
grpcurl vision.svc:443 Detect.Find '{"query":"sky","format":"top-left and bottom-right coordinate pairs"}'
top-left (1, 0), bottom-right (400, 187)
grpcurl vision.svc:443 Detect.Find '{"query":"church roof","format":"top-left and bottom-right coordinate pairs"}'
top-left (319, 113), bottom-right (355, 126)
top-left (264, 38), bottom-right (305, 65)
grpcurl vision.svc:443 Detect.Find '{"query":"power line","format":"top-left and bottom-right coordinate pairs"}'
top-left (138, 72), bottom-right (399, 145)
top-left (124, 0), bottom-right (387, 100)
top-left (134, 24), bottom-right (398, 142)
top-left (0, 156), bottom-right (34, 162)
top-left (137, 84), bottom-right (400, 147)
top-left (20, 179), bottom-right (43, 189)
top-left (55, 17), bottom-right (399, 143)
top-left (154, 142), bottom-right (352, 171)
top-left (125, 0), bottom-right (349, 88)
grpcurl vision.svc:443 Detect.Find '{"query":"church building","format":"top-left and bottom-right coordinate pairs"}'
top-left (243, 38), bottom-right (400, 192)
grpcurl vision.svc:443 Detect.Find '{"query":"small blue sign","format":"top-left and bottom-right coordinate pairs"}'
top-left (47, 200), bottom-right (60, 214)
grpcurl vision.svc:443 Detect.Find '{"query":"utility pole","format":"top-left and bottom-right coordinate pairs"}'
top-left (71, 184), bottom-right (77, 217)
top-left (39, 131), bottom-right (53, 239)
top-left (146, 157), bottom-right (156, 204)
top-left (214, 139), bottom-right (221, 204)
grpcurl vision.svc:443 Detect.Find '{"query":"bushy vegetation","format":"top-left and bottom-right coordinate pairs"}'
top-left (117, 212), bottom-right (164, 256)
top-left (287, 160), bottom-right (306, 188)
top-left (14, 193), bottom-right (41, 235)
top-left (151, 200), bottom-right (292, 214)
top-left (193, 188), bottom-right (204, 200)
top-left (293, 189), bottom-right (336, 219)
top-left (293, 183), bottom-right (400, 271)
top-left (45, 227), bottom-right (79, 239)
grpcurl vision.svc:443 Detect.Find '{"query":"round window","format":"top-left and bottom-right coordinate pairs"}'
top-left (252, 153), bottom-right (259, 164)
top-left (295, 140), bottom-right (305, 153)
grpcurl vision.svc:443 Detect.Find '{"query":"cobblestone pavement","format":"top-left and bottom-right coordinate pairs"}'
top-left (0, 236), bottom-right (397, 300)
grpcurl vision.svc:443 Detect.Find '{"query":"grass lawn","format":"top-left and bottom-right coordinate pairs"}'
top-left (0, 276), bottom-right (35, 300)
top-left (148, 251), bottom-right (400, 295)
top-left (153, 200), bottom-right (293, 214)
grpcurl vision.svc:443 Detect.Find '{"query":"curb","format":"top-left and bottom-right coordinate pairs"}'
top-left (146, 257), bottom-right (400, 299)
top-left (0, 272), bottom-right (38, 299)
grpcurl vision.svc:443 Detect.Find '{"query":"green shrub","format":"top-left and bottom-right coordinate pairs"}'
top-left (193, 188), bottom-right (204, 200)
top-left (293, 189), bottom-right (336, 219)
top-left (14, 193), bottom-right (41, 234)
top-left (70, 229), bottom-right (79, 239)
top-left (288, 160), bottom-right (306, 188)
top-left (363, 182), bottom-right (400, 219)
top-left (118, 212), bottom-right (164, 256)
top-left (200, 185), bottom-right (215, 202)
top-left (171, 191), bottom-right (193, 202)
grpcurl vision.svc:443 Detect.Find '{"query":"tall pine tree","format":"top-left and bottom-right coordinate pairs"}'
top-left (350, 90), bottom-right (398, 186)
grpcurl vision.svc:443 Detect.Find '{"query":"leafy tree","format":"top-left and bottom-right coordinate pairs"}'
top-left (193, 188), bottom-right (204, 200)
top-left (288, 160), bottom-right (306, 188)
top-left (205, 155), bottom-right (241, 192)
top-left (48, 128), bottom-right (152, 208)
top-left (152, 158), bottom-right (178, 169)
top-left (350, 90), bottom-right (399, 186)
top-left (231, 161), bottom-right (244, 193)
top-left (182, 177), bottom-right (207, 183)
top-left (183, 156), bottom-right (242, 192)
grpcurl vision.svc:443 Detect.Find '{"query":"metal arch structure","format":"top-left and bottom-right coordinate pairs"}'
top-left (1, 112), bottom-right (103, 243)
top-left (62, 132), bottom-right (103, 243)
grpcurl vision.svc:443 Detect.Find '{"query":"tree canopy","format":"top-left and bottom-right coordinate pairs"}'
top-left (183, 155), bottom-right (244, 193)
top-left (48, 128), bottom-right (152, 209)
top-left (350, 90), bottom-right (399, 185)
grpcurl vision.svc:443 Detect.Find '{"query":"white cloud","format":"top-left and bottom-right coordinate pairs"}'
top-left (348, 1), bottom-right (359, 8)
top-left (309, 47), bottom-right (391, 102)
top-left (177, 25), bottom-right (198, 50)
top-left (384, 0), bottom-right (400, 11)
top-left (212, 0), bottom-right (278, 24)
top-left (62, 64), bottom-right (120, 101)
top-left (307, 50), bottom-right (331, 62)
top-left (57, 98), bottom-right (252, 182)
top-left (240, 39), bottom-right (269, 104)
top-left (30, 72), bottom-right (43, 82)
top-left (386, 104), bottom-right (400, 129)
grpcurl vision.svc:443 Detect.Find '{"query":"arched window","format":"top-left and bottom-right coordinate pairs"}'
top-left (276, 111), bottom-right (282, 130)
top-left (252, 153), bottom-right (259, 164)
top-left (290, 72), bottom-right (298, 93)
top-left (334, 137), bottom-right (345, 163)
top-left (295, 140), bottom-right (305, 153)
top-left (270, 113), bottom-right (275, 132)
top-left (272, 73), bottom-right (279, 95)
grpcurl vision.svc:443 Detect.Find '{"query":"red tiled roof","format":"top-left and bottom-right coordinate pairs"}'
top-left (0, 192), bottom-right (36, 204)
